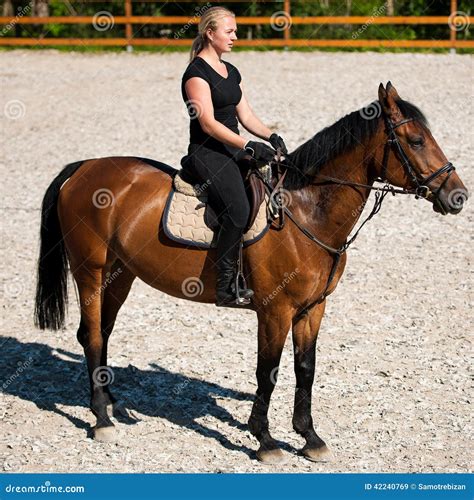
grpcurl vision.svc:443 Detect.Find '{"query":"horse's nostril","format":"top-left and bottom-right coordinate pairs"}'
top-left (447, 188), bottom-right (468, 211)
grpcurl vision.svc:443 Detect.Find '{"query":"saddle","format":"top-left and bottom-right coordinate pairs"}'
top-left (162, 157), bottom-right (286, 249)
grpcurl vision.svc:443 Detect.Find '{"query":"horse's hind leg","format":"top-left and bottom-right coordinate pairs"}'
top-left (73, 265), bottom-right (116, 442)
top-left (99, 260), bottom-right (136, 414)
top-left (291, 301), bottom-right (333, 462)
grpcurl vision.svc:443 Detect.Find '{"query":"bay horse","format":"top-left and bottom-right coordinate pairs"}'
top-left (34, 83), bottom-right (467, 464)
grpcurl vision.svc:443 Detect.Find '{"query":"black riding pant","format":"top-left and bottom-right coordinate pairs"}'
top-left (181, 143), bottom-right (250, 229)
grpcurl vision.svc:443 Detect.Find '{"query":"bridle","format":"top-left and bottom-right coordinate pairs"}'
top-left (307, 115), bottom-right (456, 205)
top-left (253, 111), bottom-right (456, 320)
top-left (380, 116), bottom-right (455, 202)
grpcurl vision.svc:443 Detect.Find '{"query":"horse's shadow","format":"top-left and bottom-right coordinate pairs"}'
top-left (0, 336), bottom-right (292, 458)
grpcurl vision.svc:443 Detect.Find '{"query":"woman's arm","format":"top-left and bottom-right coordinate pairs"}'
top-left (236, 84), bottom-right (273, 141)
top-left (185, 77), bottom-right (247, 149)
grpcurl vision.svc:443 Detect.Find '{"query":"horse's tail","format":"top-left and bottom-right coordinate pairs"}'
top-left (34, 161), bottom-right (85, 330)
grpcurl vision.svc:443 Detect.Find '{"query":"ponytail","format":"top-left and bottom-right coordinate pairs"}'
top-left (190, 34), bottom-right (204, 62)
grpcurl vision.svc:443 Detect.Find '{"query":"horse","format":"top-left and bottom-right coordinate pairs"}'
top-left (34, 82), bottom-right (468, 464)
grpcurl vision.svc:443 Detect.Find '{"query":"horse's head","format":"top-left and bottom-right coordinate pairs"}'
top-left (376, 82), bottom-right (468, 215)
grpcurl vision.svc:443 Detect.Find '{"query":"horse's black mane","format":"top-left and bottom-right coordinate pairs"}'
top-left (283, 97), bottom-right (429, 190)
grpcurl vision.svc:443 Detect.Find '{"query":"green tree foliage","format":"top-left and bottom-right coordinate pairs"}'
top-left (1, 0), bottom-right (471, 43)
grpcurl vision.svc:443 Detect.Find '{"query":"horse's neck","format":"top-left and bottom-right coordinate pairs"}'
top-left (291, 145), bottom-right (375, 249)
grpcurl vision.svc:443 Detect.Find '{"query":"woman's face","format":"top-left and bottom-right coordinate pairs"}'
top-left (207, 16), bottom-right (238, 54)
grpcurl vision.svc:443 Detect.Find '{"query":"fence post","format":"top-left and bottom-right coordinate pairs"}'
top-left (449, 0), bottom-right (457, 54)
top-left (284, 0), bottom-right (291, 49)
top-left (125, 0), bottom-right (132, 52)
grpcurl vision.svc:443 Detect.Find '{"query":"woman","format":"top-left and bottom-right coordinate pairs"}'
top-left (180, 6), bottom-right (288, 307)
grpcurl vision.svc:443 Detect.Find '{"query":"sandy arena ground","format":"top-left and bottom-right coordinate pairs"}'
top-left (0, 50), bottom-right (472, 473)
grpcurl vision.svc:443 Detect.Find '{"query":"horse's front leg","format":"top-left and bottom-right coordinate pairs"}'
top-left (248, 307), bottom-right (292, 464)
top-left (292, 300), bottom-right (333, 461)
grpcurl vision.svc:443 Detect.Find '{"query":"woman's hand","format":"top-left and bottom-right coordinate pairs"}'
top-left (268, 133), bottom-right (288, 155)
top-left (244, 141), bottom-right (276, 163)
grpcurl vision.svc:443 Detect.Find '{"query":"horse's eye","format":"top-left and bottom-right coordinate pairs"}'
top-left (409, 137), bottom-right (424, 148)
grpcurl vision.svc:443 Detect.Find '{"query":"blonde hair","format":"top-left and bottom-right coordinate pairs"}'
top-left (189, 6), bottom-right (235, 62)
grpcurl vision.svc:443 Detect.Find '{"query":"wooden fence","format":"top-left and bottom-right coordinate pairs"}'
top-left (0, 0), bottom-right (472, 51)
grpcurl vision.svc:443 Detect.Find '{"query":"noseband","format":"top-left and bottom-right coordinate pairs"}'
top-left (380, 116), bottom-right (456, 201)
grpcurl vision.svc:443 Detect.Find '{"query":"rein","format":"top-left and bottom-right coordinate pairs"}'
top-left (254, 113), bottom-right (456, 320)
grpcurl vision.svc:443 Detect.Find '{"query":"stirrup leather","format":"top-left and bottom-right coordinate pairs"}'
top-left (233, 236), bottom-right (251, 305)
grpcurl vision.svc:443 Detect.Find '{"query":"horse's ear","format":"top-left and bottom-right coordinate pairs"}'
top-left (378, 83), bottom-right (386, 100)
top-left (379, 81), bottom-right (402, 120)
top-left (386, 81), bottom-right (401, 100)
top-left (378, 83), bottom-right (390, 114)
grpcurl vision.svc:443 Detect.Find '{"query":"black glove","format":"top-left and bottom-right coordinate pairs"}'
top-left (232, 148), bottom-right (251, 163)
top-left (244, 141), bottom-right (276, 163)
top-left (268, 133), bottom-right (288, 155)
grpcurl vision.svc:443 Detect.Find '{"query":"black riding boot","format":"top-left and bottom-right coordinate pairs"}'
top-left (215, 219), bottom-right (254, 306)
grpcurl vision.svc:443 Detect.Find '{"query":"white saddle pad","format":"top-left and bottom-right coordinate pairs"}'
top-left (162, 171), bottom-right (272, 248)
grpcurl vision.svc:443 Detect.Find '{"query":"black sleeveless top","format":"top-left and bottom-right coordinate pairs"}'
top-left (181, 56), bottom-right (242, 149)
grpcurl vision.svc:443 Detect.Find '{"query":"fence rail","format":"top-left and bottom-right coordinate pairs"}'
top-left (0, 0), bottom-right (472, 51)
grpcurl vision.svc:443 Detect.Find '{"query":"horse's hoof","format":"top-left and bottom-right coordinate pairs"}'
top-left (302, 444), bottom-right (333, 462)
top-left (256, 447), bottom-right (286, 464)
top-left (93, 426), bottom-right (116, 443)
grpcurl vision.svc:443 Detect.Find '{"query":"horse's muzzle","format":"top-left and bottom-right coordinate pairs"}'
top-left (433, 186), bottom-right (469, 215)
